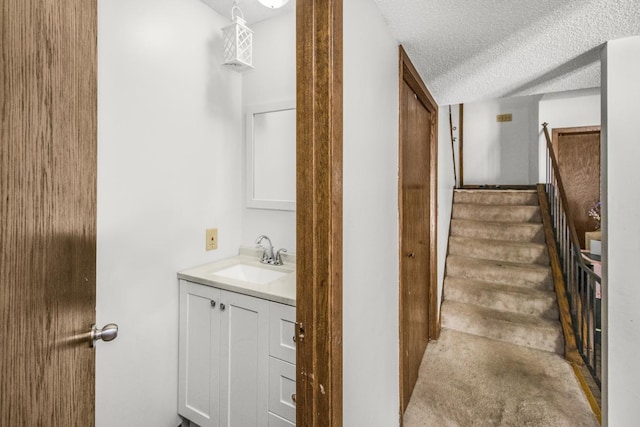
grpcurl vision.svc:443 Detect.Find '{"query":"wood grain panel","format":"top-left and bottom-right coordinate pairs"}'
top-left (296, 0), bottom-right (343, 425)
top-left (1, 0), bottom-right (97, 425)
top-left (398, 46), bottom-right (438, 416)
top-left (400, 82), bottom-right (430, 412)
top-left (553, 127), bottom-right (601, 248)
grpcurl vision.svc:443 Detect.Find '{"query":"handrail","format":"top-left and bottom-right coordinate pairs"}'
top-left (459, 104), bottom-right (464, 187)
top-left (543, 123), bottom-right (601, 283)
top-left (448, 105), bottom-right (458, 188)
top-left (542, 123), bottom-right (586, 259)
top-left (542, 122), bottom-right (601, 387)
top-left (537, 184), bottom-right (581, 365)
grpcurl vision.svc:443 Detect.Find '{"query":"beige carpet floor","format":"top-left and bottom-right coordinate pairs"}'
top-left (403, 328), bottom-right (599, 427)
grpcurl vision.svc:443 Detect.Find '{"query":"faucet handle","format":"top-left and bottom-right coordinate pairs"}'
top-left (275, 248), bottom-right (288, 265)
top-left (256, 235), bottom-right (275, 263)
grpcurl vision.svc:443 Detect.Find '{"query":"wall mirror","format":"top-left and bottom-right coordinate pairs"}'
top-left (246, 101), bottom-right (296, 211)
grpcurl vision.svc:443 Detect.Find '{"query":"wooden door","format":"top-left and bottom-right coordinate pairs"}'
top-left (398, 47), bottom-right (438, 414)
top-left (552, 127), bottom-right (601, 248)
top-left (0, 0), bottom-right (97, 425)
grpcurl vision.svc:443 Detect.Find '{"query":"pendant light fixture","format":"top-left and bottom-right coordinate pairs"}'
top-left (257, 0), bottom-right (289, 8)
top-left (222, 0), bottom-right (253, 72)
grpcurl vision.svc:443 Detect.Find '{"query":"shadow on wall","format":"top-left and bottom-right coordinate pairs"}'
top-left (503, 46), bottom-right (602, 98)
top-left (462, 95), bottom-right (542, 186)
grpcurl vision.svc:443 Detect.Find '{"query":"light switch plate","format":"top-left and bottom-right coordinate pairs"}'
top-left (206, 228), bottom-right (218, 251)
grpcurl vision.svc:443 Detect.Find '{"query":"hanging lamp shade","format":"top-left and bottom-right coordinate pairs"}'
top-left (257, 0), bottom-right (289, 8)
top-left (222, 5), bottom-right (253, 72)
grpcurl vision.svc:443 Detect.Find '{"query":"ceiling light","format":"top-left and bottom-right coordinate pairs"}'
top-left (257, 0), bottom-right (289, 9)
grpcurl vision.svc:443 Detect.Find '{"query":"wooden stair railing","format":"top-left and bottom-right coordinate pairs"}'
top-left (541, 122), bottom-right (602, 388)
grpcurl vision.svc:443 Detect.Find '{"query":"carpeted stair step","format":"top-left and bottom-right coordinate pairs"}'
top-left (454, 190), bottom-right (539, 206)
top-left (450, 219), bottom-right (545, 243)
top-left (403, 329), bottom-right (601, 427)
top-left (444, 277), bottom-right (559, 320)
top-left (446, 255), bottom-right (553, 291)
top-left (441, 300), bottom-right (563, 354)
top-left (448, 236), bottom-right (549, 265)
top-left (452, 203), bottom-right (541, 223)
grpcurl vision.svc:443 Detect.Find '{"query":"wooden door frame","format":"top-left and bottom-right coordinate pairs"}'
top-left (398, 46), bottom-right (439, 414)
top-left (296, 0), bottom-right (343, 426)
top-left (551, 126), bottom-right (601, 155)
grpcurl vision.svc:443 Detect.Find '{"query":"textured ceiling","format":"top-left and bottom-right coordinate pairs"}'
top-left (373, 0), bottom-right (640, 105)
top-left (200, 0), bottom-right (639, 105)
top-left (200, 0), bottom-right (294, 24)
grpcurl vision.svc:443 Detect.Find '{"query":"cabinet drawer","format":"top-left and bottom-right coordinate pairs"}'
top-left (268, 412), bottom-right (295, 427)
top-left (268, 357), bottom-right (296, 423)
top-left (269, 302), bottom-right (296, 364)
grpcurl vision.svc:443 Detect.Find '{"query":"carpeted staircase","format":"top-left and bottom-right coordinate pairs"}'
top-left (442, 189), bottom-right (564, 354)
top-left (403, 189), bottom-right (599, 426)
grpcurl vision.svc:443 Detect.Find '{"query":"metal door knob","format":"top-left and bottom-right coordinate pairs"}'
top-left (91, 323), bottom-right (118, 347)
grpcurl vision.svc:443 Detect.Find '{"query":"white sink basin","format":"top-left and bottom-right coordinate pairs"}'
top-left (212, 264), bottom-right (289, 285)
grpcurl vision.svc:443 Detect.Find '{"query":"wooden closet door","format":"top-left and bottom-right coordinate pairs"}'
top-left (553, 127), bottom-right (601, 248)
top-left (399, 80), bottom-right (433, 413)
top-left (1, 0), bottom-right (97, 424)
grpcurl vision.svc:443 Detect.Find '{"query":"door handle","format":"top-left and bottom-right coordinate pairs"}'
top-left (91, 323), bottom-right (118, 347)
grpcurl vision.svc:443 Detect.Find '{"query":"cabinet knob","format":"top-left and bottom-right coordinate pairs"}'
top-left (220, 303), bottom-right (226, 311)
top-left (407, 252), bottom-right (415, 259)
top-left (211, 300), bottom-right (216, 308)
top-left (293, 335), bottom-right (296, 343)
top-left (291, 393), bottom-right (296, 404)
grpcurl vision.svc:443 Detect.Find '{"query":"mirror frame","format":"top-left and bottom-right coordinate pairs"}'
top-left (245, 100), bottom-right (296, 211)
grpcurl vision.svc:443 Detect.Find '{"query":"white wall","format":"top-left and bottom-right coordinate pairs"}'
top-left (241, 12), bottom-right (296, 253)
top-left (459, 89), bottom-right (601, 186)
top-left (601, 36), bottom-right (640, 426)
top-left (537, 88), bottom-right (601, 181)
top-left (97, 1), bottom-right (243, 425)
top-left (343, 0), bottom-right (400, 424)
top-left (462, 95), bottom-right (540, 185)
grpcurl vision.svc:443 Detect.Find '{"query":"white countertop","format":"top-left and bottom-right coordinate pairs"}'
top-left (177, 248), bottom-right (296, 306)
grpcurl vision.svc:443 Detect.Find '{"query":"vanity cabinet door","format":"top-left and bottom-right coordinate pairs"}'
top-left (269, 302), bottom-right (297, 365)
top-left (268, 302), bottom-right (296, 425)
top-left (268, 357), bottom-right (296, 423)
top-left (178, 280), bottom-right (221, 427)
top-left (268, 413), bottom-right (295, 427)
top-left (178, 280), bottom-right (286, 427)
top-left (219, 290), bottom-right (269, 427)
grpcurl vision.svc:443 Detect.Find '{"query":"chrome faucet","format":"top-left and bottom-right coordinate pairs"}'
top-left (255, 235), bottom-right (275, 264)
top-left (255, 235), bottom-right (287, 266)
top-left (275, 248), bottom-right (287, 266)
